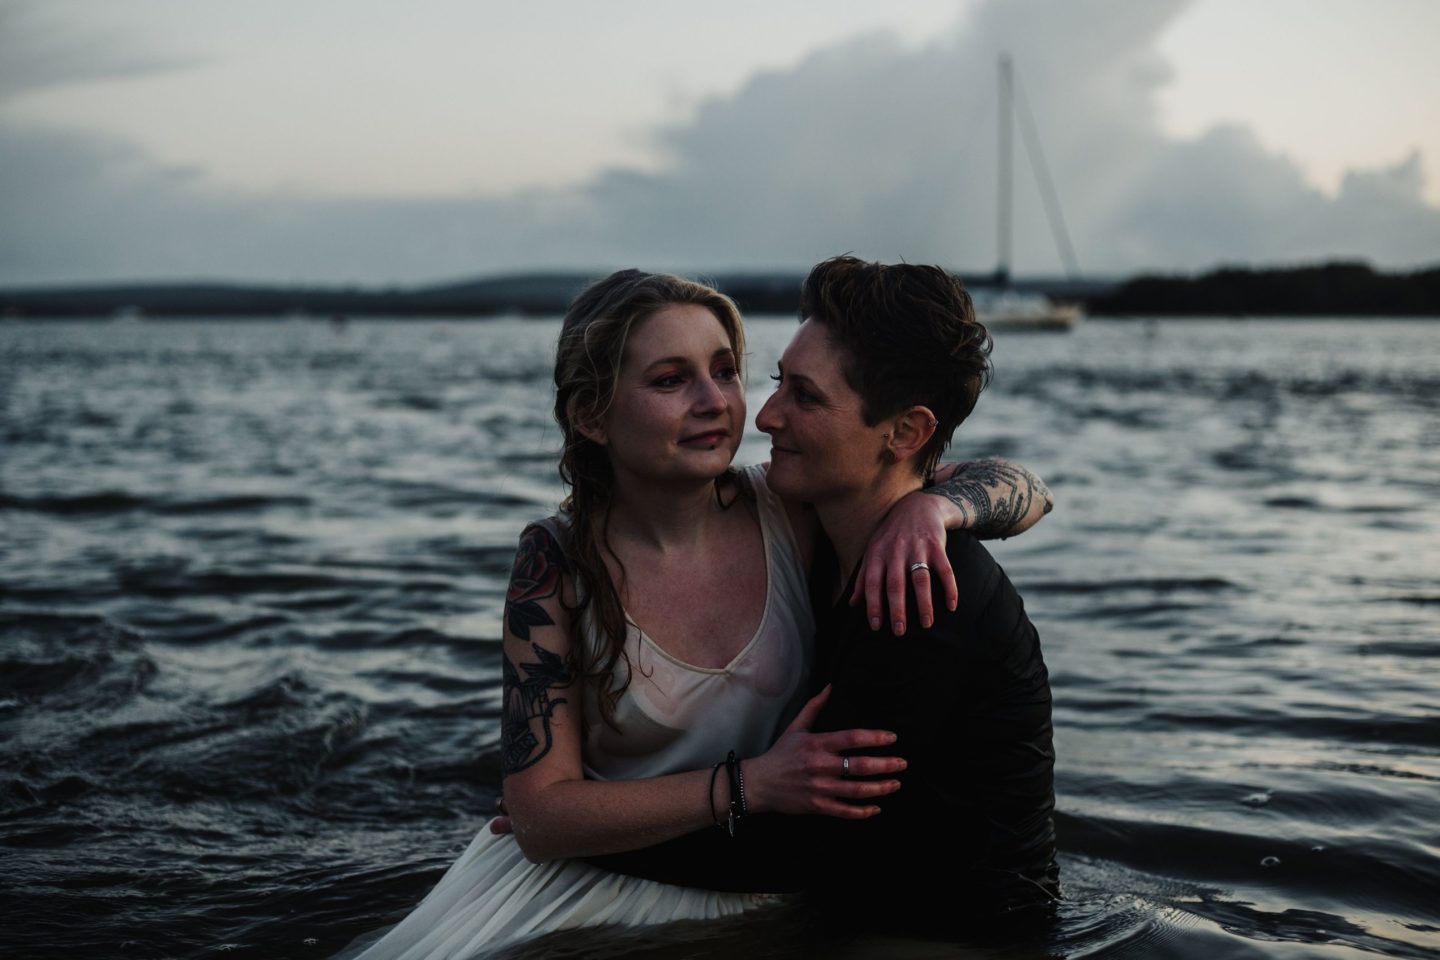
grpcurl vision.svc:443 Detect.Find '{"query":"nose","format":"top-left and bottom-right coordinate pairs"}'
top-left (755, 391), bottom-right (781, 435)
top-left (692, 374), bottom-right (728, 416)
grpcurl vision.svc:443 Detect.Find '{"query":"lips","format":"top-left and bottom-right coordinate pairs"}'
top-left (680, 430), bottom-right (729, 445)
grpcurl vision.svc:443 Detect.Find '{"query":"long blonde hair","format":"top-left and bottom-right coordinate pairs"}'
top-left (553, 269), bottom-right (747, 725)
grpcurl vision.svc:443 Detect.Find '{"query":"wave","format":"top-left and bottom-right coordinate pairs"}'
top-left (1178, 896), bottom-right (1439, 959)
top-left (0, 613), bottom-right (154, 711)
top-left (1027, 577), bottom-right (1240, 595)
top-left (114, 564), bottom-right (357, 597)
top-left (1011, 365), bottom-right (1440, 404)
top-left (0, 491), bottom-right (311, 516)
top-left (1140, 709), bottom-right (1440, 749)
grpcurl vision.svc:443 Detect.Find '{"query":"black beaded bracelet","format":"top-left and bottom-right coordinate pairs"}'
top-left (724, 750), bottom-right (746, 836)
top-left (734, 756), bottom-right (747, 817)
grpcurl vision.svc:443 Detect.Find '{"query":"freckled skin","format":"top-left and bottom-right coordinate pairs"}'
top-left (591, 304), bottom-right (746, 490)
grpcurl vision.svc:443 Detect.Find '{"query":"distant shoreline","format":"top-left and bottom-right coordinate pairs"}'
top-left (2, 261), bottom-right (1437, 319)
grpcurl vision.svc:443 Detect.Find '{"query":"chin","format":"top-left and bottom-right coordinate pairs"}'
top-left (764, 458), bottom-right (812, 499)
top-left (683, 449), bottom-right (738, 480)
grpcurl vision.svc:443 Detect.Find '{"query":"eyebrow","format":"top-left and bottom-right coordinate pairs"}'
top-left (643, 347), bottom-right (735, 372)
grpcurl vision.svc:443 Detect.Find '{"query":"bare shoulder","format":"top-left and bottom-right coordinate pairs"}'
top-left (504, 522), bottom-right (572, 644)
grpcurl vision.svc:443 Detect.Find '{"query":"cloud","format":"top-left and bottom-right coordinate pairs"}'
top-left (583, 0), bottom-right (1192, 273)
top-left (0, 1), bottom-right (200, 99)
top-left (582, 0), bottom-right (1440, 275)
top-left (0, 125), bottom-right (587, 284)
top-left (2, 0), bottom-right (1437, 285)
top-left (1105, 128), bottom-right (1440, 268)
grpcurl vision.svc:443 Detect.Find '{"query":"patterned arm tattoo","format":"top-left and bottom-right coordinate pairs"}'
top-left (501, 525), bottom-right (574, 776)
top-left (926, 458), bottom-right (1054, 539)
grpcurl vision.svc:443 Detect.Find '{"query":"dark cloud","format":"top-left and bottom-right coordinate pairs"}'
top-left (2, 0), bottom-right (1437, 285)
top-left (0, 124), bottom-right (619, 284)
top-left (0, 1), bottom-right (200, 99)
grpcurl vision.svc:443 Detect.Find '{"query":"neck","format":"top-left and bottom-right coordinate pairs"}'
top-left (815, 470), bottom-right (924, 583)
top-left (603, 470), bottom-right (728, 552)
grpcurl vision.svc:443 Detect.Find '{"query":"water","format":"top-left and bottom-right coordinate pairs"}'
top-left (1, 317), bottom-right (1437, 959)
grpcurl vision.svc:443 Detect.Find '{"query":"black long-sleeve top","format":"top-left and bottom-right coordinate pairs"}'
top-left (801, 531), bottom-right (1058, 922)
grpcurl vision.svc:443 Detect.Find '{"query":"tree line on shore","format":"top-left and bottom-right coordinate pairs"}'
top-left (2, 261), bottom-right (1436, 319)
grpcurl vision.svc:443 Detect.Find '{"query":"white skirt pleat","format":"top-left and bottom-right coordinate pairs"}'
top-left (343, 821), bottom-right (780, 960)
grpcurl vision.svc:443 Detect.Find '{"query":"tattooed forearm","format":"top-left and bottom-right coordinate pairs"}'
top-left (502, 643), bottom-right (572, 775)
top-left (927, 459), bottom-right (1053, 539)
top-left (501, 524), bottom-right (573, 775)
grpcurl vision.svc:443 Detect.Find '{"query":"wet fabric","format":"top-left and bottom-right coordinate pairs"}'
top-left (802, 530), bottom-right (1059, 925)
top-left (337, 465), bottom-right (812, 958)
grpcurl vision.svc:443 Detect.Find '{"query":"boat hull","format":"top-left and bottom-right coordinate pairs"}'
top-left (980, 302), bottom-right (1082, 332)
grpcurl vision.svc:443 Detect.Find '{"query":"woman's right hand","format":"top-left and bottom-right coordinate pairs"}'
top-left (743, 685), bottom-right (905, 819)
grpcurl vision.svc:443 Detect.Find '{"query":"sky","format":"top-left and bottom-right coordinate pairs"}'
top-left (2, 0), bottom-right (1438, 286)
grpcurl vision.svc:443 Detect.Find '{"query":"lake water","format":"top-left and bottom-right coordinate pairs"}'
top-left (1, 316), bottom-right (1437, 959)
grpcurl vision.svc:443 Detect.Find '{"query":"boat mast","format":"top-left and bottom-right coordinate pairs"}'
top-left (996, 54), bottom-right (1013, 288)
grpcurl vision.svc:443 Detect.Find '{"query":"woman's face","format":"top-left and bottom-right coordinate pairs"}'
top-left (592, 303), bottom-right (745, 486)
top-left (756, 318), bottom-right (887, 503)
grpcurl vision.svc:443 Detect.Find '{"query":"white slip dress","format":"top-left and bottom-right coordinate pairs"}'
top-left (340, 465), bottom-right (814, 959)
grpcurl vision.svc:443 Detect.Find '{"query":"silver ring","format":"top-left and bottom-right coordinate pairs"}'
top-left (910, 561), bottom-right (930, 573)
top-left (842, 756), bottom-right (851, 777)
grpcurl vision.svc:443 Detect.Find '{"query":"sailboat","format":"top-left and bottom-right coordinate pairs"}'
top-left (972, 55), bottom-right (1082, 333)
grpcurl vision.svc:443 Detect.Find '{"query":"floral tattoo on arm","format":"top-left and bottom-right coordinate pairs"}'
top-left (501, 525), bottom-right (574, 776)
top-left (927, 459), bottom-right (1053, 539)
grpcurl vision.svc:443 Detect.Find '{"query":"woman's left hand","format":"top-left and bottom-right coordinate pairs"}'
top-left (850, 492), bottom-right (957, 635)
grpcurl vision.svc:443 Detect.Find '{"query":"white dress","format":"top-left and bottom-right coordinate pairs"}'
top-left (343, 465), bottom-right (815, 959)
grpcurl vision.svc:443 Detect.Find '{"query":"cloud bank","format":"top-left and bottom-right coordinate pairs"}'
top-left (2, 0), bottom-right (1437, 285)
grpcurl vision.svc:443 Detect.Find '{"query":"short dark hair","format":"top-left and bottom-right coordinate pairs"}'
top-left (800, 255), bottom-right (992, 476)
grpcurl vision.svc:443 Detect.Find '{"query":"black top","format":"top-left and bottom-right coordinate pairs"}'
top-left (588, 532), bottom-right (1058, 923)
top-left (801, 531), bottom-right (1058, 922)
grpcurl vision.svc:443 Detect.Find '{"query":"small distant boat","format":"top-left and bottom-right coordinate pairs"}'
top-left (971, 287), bottom-right (1081, 333)
top-left (971, 55), bottom-right (1082, 334)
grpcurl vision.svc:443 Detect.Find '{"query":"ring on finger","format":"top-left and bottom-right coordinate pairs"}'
top-left (842, 756), bottom-right (851, 778)
top-left (909, 561), bottom-right (930, 574)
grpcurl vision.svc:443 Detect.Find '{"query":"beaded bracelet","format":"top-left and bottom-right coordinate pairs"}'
top-left (724, 750), bottom-right (747, 837)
